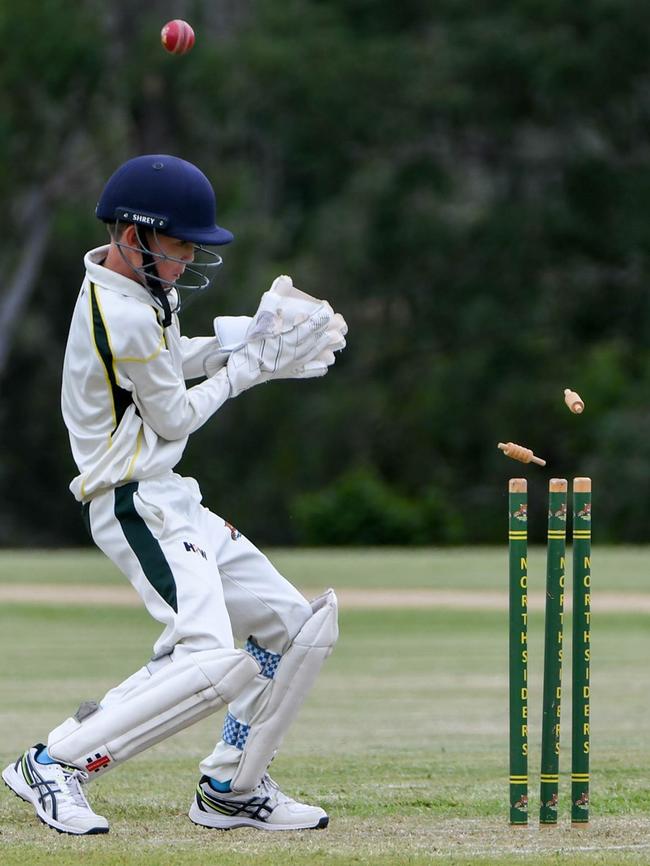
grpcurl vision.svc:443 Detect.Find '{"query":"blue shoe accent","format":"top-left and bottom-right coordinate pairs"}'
top-left (34, 746), bottom-right (57, 765)
top-left (208, 777), bottom-right (232, 793)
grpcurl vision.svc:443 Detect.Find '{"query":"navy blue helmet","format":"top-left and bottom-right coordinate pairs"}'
top-left (96, 154), bottom-right (233, 245)
top-left (96, 155), bottom-right (233, 323)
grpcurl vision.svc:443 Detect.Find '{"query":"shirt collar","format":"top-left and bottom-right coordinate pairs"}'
top-left (83, 245), bottom-right (180, 317)
top-left (84, 245), bottom-right (156, 305)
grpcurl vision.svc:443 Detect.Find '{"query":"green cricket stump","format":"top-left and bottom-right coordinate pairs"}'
top-left (509, 478), bottom-right (528, 824)
top-left (539, 478), bottom-right (567, 825)
top-left (571, 477), bottom-right (591, 825)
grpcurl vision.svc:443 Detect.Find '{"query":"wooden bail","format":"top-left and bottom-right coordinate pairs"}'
top-left (498, 442), bottom-right (546, 467)
top-left (564, 388), bottom-right (585, 414)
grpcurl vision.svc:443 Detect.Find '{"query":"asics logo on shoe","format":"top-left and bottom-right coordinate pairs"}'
top-left (20, 756), bottom-right (63, 817)
top-left (196, 785), bottom-right (274, 821)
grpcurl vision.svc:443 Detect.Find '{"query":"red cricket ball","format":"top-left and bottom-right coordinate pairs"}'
top-left (161, 19), bottom-right (195, 55)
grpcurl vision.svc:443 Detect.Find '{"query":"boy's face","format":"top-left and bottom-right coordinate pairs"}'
top-left (147, 232), bottom-right (195, 290)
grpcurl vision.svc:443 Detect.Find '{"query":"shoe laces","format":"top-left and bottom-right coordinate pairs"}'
top-left (58, 766), bottom-right (92, 810)
top-left (258, 774), bottom-right (291, 805)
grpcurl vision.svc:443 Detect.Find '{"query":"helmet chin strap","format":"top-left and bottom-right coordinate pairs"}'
top-left (136, 227), bottom-right (173, 327)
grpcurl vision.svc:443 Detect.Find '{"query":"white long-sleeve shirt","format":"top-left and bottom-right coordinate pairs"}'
top-left (62, 246), bottom-right (231, 502)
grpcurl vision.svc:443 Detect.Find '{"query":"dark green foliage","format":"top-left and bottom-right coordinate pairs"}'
top-left (3, 0), bottom-right (650, 545)
top-left (293, 467), bottom-right (462, 545)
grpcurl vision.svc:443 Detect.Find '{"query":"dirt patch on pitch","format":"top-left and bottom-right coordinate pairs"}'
top-left (1, 584), bottom-right (649, 612)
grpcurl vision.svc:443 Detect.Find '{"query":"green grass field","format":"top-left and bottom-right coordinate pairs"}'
top-left (0, 548), bottom-right (649, 865)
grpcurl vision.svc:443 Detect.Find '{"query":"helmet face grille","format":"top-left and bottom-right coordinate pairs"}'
top-left (96, 155), bottom-right (234, 246)
top-left (111, 220), bottom-right (224, 321)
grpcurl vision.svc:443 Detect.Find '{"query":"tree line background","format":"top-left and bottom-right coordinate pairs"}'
top-left (2, 0), bottom-right (650, 547)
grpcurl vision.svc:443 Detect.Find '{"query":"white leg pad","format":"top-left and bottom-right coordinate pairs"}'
top-left (48, 648), bottom-right (259, 776)
top-left (230, 589), bottom-right (338, 793)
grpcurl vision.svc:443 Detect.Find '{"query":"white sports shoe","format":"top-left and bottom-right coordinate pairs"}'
top-left (189, 773), bottom-right (329, 831)
top-left (2, 744), bottom-right (109, 835)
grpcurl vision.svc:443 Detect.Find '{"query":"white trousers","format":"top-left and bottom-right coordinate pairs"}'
top-left (78, 471), bottom-right (312, 778)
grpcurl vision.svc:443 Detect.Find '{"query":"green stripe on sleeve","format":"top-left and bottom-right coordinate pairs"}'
top-left (114, 482), bottom-right (178, 612)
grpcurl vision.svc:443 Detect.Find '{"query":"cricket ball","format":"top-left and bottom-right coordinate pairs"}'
top-left (161, 19), bottom-right (195, 55)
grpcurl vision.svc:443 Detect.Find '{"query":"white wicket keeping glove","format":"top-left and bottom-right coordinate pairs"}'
top-left (198, 316), bottom-right (254, 375)
top-left (285, 316), bottom-right (348, 379)
top-left (256, 276), bottom-right (348, 379)
top-left (223, 317), bottom-right (340, 396)
top-left (263, 275), bottom-right (348, 335)
top-left (213, 276), bottom-right (347, 352)
top-left (208, 325), bottom-right (345, 385)
top-left (203, 275), bottom-right (347, 387)
top-left (213, 315), bottom-right (253, 351)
